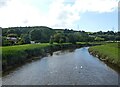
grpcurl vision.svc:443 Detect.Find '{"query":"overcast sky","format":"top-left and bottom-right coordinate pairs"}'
top-left (0, 0), bottom-right (119, 32)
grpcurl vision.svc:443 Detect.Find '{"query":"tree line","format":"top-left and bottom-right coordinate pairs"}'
top-left (1, 26), bottom-right (120, 46)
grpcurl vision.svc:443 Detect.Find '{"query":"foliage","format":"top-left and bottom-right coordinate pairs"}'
top-left (95, 37), bottom-right (104, 41)
top-left (7, 29), bottom-right (16, 34)
top-left (20, 34), bottom-right (30, 44)
top-left (29, 29), bottom-right (43, 42)
top-left (7, 34), bottom-right (17, 37)
top-left (2, 26), bottom-right (120, 46)
top-left (49, 36), bottom-right (54, 44)
top-left (67, 33), bottom-right (77, 44)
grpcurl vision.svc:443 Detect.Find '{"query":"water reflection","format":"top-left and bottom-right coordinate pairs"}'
top-left (50, 52), bottom-right (53, 56)
top-left (49, 48), bottom-right (76, 56)
top-left (2, 47), bottom-right (118, 85)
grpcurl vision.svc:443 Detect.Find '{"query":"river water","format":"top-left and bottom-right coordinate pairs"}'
top-left (2, 47), bottom-right (119, 85)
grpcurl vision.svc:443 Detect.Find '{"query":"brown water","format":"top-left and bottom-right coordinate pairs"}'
top-left (2, 47), bottom-right (119, 85)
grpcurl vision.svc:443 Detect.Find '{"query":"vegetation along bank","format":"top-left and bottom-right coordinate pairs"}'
top-left (2, 42), bottom-right (102, 74)
top-left (88, 43), bottom-right (120, 68)
top-left (2, 43), bottom-right (85, 73)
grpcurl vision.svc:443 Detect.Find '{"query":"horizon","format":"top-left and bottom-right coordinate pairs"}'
top-left (0, 0), bottom-right (119, 32)
top-left (1, 26), bottom-right (119, 32)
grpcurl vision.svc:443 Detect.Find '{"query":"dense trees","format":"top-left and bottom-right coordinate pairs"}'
top-left (20, 34), bottom-right (30, 44)
top-left (29, 29), bottom-right (43, 42)
top-left (2, 26), bottom-right (54, 45)
top-left (53, 33), bottom-right (66, 43)
top-left (2, 26), bottom-right (120, 46)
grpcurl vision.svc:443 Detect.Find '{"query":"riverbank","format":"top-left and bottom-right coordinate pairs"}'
top-left (3, 47), bottom-right (118, 85)
top-left (2, 42), bottom-right (103, 74)
top-left (2, 43), bottom-right (72, 73)
top-left (3, 42), bottom-right (89, 74)
top-left (88, 43), bottom-right (120, 68)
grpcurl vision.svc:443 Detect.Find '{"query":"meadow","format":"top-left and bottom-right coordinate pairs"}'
top-left (89, 43), bottom-right (120, 67)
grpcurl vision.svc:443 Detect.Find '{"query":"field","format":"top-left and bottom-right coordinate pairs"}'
top-left (89, 43), bottom-right (120, 67)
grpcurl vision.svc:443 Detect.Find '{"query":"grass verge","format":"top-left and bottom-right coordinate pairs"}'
top-left (88, 43), bottom-right (120, 67)
top-left (1, 43), bottom-right (76, 73)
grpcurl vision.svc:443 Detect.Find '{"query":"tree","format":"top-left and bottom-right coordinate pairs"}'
top-left (53, 32), bottom-right (68, 43)
top-left (54, 33), bottom-right (62, 43)
top-left (115, 35), bottom-right (120, 41)
top-left (7, 29), bottom-right (15, 34)
top-left (29, 29), bottom-right (43, 42)
top-left (68, 33), bottom-right (77, 44)
top-left (21, 34), bottom-right (30, 44)
top-left (95, 37), bottom-right (104, 41)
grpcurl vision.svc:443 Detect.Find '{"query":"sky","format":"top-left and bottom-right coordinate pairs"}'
top-left (0, 0), bottom-right (119, 32)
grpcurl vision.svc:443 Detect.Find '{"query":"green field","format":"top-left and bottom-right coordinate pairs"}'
top-left (89, 43), bottom-right (120, 67)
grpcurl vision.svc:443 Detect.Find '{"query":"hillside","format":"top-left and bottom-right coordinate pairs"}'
top-left (1, 26), bottom-right (120, 46)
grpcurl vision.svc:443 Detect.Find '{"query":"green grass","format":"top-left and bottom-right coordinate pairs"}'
top-left (1, 42), bottom-right (111, 72)
top-left (89, 43), bottom-right (120, 67)
top-left (2, 43), bottom-right (52, 71)
top-left (2, 43), bottom-right (75, 72)
top-left (77, 41), bottom-right (106, 45)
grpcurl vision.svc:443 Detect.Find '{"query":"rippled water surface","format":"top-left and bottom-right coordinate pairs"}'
top-left (2, 47), bottom-right (119, 85)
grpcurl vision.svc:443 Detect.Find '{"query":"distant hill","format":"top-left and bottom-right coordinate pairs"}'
top-left (1, 26), bottom-right (120, 46)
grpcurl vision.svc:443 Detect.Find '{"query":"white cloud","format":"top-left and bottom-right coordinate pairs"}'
top-left (0, 0), bottom-right (118, 28)
top-left (73, 0), bottom-right (118, 13)
top-left (0, 0), bottom-right (48, 27)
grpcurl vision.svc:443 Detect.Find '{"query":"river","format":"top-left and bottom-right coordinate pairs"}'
top-left (2, 47), bottom-right (119, 85)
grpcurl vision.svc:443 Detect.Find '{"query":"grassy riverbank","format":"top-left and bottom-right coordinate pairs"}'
top-left (88, 43), bottom-right (120, 67)
top-left (2, 42), bottom-right (103, 73)
top-left (2, 43), bottom-right (81, 72)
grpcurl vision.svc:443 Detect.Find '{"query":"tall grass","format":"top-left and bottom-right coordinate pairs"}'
top-left (89, 43), bottom-right (120, 67)
top-left (2, 43), bottom-right (76, 72)
top-left (2, 43), bottom-right (51, 71)
top-left (2, 42), bottom-right (104, 72)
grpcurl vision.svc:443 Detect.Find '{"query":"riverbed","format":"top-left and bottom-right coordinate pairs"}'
top-left (2, 47), bottom-right (119, 85)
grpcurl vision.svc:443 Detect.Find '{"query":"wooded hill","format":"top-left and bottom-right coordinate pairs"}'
top-left (1, 26), bottom-right (120, 46)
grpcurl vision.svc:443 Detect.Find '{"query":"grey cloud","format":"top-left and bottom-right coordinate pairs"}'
top-left (23, 20), bottom-right (29, 24)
